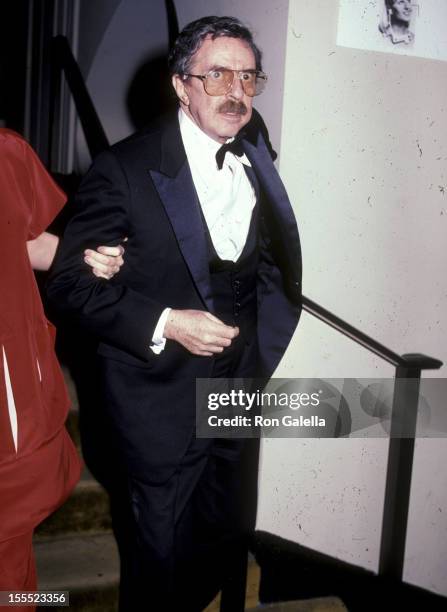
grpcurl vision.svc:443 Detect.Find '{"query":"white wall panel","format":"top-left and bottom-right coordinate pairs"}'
top-left (260, 0), bottom-right (447, 596)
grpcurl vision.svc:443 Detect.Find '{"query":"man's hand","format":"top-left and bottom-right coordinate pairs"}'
top-left (164, 309), bottom-right (239, 356)
top-left (84, 244), bottom-right (125, 279)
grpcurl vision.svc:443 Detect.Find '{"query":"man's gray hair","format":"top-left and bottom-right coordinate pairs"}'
top-left (168, 16), bottom-right (263, 76)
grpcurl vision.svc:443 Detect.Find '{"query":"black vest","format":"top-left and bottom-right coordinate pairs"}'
top-left (203, 203), bottom-right (259, 346)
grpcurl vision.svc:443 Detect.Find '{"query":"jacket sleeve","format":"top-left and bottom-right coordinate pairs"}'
top-left (46, 149), bottom-right (164, 362)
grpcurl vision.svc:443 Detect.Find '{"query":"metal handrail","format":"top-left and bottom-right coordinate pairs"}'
top-left (302, 295), bottom-right (442, 370)
top-left (302, 293), bottom-right (442, 585)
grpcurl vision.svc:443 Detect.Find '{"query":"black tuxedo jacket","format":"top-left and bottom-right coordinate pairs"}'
top-left (47, 110), bottom-right (302, 481)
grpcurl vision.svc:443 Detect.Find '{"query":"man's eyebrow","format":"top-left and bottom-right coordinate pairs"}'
top-left (207, 64), bottom-right (257, 72)
top-left (207, 64), bottom-right (230, 71)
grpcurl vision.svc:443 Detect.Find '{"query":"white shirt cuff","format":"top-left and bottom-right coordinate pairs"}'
top-left (150, 307), bottom-right (171, 354)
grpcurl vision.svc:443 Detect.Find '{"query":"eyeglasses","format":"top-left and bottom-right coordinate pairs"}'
top-left (182, 68), bottom-right (268, 97)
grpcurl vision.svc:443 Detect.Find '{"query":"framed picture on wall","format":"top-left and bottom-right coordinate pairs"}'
top-left (336, 0), bottom-right (447, 61)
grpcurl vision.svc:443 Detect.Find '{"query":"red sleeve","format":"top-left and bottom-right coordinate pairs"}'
top-left (22, 136), bottom-right (67, 239)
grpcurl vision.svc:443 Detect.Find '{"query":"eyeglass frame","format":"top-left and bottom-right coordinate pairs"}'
top-left (181, 68), bottom-right (268, 97)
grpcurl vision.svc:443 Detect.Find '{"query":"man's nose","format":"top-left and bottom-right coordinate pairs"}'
top-left (228, 74), bottom-right (245, 99)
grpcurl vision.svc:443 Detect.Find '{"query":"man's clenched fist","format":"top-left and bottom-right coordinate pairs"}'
top-left (164, 309), bottom-right (239, 356)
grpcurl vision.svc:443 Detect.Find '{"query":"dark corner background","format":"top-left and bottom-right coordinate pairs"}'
top-left (1, 1), bottom-right (28, 133)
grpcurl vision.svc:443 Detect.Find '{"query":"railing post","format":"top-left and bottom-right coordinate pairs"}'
top-left (378, 360), bottom-right (422, 579)
top-left (220, 544), bottom-right (249, 612)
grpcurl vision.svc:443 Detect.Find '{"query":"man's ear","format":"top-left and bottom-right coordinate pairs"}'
top-left (172, 74), bottom-right (189, 106)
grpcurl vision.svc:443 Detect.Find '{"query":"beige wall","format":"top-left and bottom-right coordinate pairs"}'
top-left (258, 0), bottom-right (447, 596)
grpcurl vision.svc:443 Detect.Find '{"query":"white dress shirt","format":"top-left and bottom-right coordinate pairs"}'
top-left (150, 109), bottom-right (256, 353)
top-left (179, 108), bottom-right (255, 262)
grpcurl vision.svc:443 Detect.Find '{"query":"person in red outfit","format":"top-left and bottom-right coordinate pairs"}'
top-left (0, 128), bottom-right (123, 610)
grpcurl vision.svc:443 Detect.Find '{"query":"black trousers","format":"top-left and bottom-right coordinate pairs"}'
top-left (108, 338), bottom-right (259, 611)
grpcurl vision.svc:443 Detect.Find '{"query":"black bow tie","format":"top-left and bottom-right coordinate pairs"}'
top-left (215, 137), bottom-right (245, 170)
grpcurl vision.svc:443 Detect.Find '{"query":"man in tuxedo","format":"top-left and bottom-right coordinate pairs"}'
top-left (48, 15), bottom-right (302, 611)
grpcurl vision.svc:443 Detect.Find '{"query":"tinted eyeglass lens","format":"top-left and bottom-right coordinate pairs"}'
top-left (240, 72), bottom-right (257, 96)
top-left (204, 69), bottom-right (233, 95)
top-left (253, 74), bottom-right (267, 96)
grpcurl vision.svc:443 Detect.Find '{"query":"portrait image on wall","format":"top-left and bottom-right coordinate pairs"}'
top-left (337, 0), bottom-right (447, 62)
top-left (378, 0), bottom-right (416, 46)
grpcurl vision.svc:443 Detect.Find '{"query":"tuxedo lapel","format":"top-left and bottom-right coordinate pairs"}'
top-left (149, 117), bottom-right (214, 311)
top-left (243, 164), bottom-right (260, 201)
top-left (243, 136), bottom-right (300, 244)
top-left (242, 129), bottom-right (302, 283)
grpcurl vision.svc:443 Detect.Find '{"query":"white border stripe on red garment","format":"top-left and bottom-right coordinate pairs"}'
top-left (2, 345), bottom-right (18, 452)
top-left (36, 357), bottom-right (42, 382)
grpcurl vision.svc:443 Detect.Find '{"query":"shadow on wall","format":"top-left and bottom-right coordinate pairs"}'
top-left (126, 52), bottom-right (177, 130)
top-left (126, 0), bottom-right (180, 129)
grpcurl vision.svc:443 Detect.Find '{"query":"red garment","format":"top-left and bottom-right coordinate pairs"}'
top-left (0, 531), bottom-right (36, 612)
top-left (0, 129), bottom-right (81, 542)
